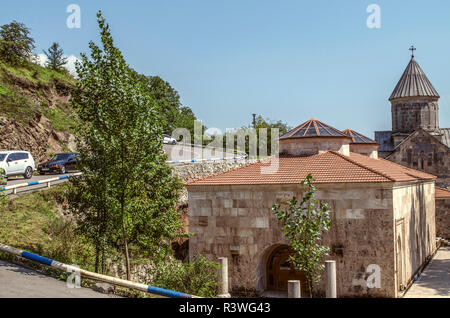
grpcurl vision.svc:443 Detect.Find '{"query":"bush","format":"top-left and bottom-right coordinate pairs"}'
top-left (150, 255), bottom-right (220, 298)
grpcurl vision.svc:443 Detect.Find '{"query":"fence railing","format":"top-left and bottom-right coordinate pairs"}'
top-left (0, 243), bottom-right (199, 298)
top-left (0, 173), bottom-right (82, 194)
top-left (167, 154), bottom-right (248, 165)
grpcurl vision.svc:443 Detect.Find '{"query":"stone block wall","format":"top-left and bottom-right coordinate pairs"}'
top-left (279, 138), bottom-right (350, 157)
top-left (187, 183), bottom-right (400, 297)
top-left (392, 181), bottom-right (436, 294)
top-left (436, 198), bottom-right (450, 239)
top-left (391, 98), bottom-right (439, 133)
top-left (387, 130), bottom-right (450, 188)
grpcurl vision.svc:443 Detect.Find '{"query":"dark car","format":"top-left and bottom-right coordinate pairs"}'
top-left (38, 153), bottom-right (79, 175)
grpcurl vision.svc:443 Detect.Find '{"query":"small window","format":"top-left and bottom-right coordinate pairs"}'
top-left (7, 153), bottom-right (17, 162)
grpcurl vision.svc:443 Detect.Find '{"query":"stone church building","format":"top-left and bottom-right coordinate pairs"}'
top-left (374, 52), bottom-right (450, 239)
top-left (375, 53), bottom-right (450, 189)
top-left (186, 119), bottom-right (437, 298)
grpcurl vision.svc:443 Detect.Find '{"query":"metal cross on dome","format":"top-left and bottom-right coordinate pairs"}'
top-left (409, 45), bottom-right (416, 58)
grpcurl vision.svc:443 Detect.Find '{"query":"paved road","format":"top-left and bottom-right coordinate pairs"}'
top-left (0, 260), bottom-right (117, 298)
top-left (1, 144), bottom-right (243, 195)
top-left (404, 247), bottom-right (450, 298)
top-left (163, 143), bottom-right (241, 162)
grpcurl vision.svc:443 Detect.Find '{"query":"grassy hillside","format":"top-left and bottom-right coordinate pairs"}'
top-left (0, 61), bottom-right (78, 162)
top-left (0, 185), bottom-right (95, 268)
top-left (0, 60), bottom-right (76, 130)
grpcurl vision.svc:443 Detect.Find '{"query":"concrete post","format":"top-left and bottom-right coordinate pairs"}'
top-left (13, 188), bottom-right (17, 195)
top-left (326, 260), bottom-right (337, 298)
top-left (288, 280), bottom-right (301, 298)
top-left (47, 181), bottom-right (51, 188)
top-left (217, 257), bottom-right (231, 298)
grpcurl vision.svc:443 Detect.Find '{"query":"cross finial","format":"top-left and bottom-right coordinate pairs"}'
top-left (409, 45), bottom-right (416, 58)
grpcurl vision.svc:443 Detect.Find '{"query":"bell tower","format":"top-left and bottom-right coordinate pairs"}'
top-left (390, 47), bottom-right (440, 137)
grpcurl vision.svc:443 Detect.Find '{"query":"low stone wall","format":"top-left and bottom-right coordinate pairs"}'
top-left (436, 198), bottom-right (450, 239)
top-left (172, 159), bottom-right (254, 207)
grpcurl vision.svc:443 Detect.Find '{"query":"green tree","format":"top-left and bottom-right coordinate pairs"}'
top-left (43, 42), bottom-right (68, 71)
top-left (69, 12), bottom-right (182, 280)
top-left (272, 174), bottom-right (331, 297)
top-left (136, 74), bottom-right (202, 139)
top-left (225, 115), bottom-right (291, 158)
top-left (0, 21), bottom-right (35, 65)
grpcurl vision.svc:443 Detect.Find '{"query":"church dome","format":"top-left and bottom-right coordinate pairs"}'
top-left (389, 56), bottom-right (439, 101)
top-left (279, 119), bottom-right (351, 157)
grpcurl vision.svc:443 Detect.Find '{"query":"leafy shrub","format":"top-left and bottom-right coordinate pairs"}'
top-left (150, 254), bottom-right (220, 298)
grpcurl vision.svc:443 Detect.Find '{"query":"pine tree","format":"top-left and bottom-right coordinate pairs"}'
top-left (43, 42), bottom-right (67, 71)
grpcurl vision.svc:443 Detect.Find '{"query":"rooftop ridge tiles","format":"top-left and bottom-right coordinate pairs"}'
top-left (328, 151), bottom-right (395, 182)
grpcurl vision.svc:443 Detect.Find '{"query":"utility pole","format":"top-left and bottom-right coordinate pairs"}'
top-left (252, 114), bottom-right (257, 128)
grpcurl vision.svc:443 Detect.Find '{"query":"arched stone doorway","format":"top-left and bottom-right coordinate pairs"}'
top-left (266, 245), bottom-right (308, 295)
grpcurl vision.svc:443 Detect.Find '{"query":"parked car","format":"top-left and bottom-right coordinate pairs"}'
top-left (163, 134), bottom-right (177, 145)
top-left (38, 153), bottom-right (79, 175)
top-left (0, 151), bottom-right (36, 179)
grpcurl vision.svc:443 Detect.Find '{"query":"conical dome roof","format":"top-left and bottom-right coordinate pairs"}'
top-left (389, 57), bottom-right (439, 101)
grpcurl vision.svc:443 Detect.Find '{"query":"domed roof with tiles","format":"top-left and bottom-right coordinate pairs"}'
top-left (280, 119), bottom-right (348, 140)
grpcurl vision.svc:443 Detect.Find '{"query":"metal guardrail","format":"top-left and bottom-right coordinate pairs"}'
top-left (0, 243), bottom-right (199, 298)
top-left (167, 154), bottom-right (248, 165)
top-left (0, 173), bottom-right (82, 194)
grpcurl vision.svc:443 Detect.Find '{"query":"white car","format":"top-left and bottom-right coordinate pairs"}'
top-left (0, 151), bottom-right (36, 179)
top-left (163, 134), bottom-right (177, 145)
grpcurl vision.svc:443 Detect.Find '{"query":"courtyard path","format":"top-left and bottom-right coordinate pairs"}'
top-left (404, 246), bottom-right (450, 298)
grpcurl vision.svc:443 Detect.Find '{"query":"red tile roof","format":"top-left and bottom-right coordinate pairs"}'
top-left (185, 151), bottom-right (436, 186)
top-left (436, 187), bottom-right (450, 199)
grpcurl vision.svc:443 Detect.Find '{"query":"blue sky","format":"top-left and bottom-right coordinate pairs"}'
top-left (2, 0), bottom-right (450, 137)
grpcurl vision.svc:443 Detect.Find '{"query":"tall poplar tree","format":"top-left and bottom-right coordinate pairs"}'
top-left (69, 12), bottom-right (182, 279)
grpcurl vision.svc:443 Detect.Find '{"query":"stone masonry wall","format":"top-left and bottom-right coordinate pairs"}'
top-left (436, 198), bottom-right (450, 239)
top-left (392, 182), bottom-right (436, 295)
top-left (279, 138), bottom-right (350, 157)
top-left (391, 98), bottom-right (439, 133)
top-left (187, 183), bottom-right (399, 297)
top-left (387, 130), bottom-right (450, 188)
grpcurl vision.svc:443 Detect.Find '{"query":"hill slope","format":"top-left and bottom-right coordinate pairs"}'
top-left (0, 60), bottom-right (77, 163)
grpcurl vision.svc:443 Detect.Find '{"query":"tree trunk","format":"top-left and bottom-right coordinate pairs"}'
top-left (121, 201), bottom-right (131, 280)
top-left (94, 245), bottom-right (99, 273)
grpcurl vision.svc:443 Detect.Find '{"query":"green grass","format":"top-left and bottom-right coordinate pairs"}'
top-left (0, 185), bottom-right (96, 269)
top-left (0, 59), bottom-right (77, 129)
top-left (44, 106), bottom-right (76, 132)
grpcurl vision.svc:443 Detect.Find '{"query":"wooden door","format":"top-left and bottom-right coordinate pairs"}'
top-left (266, 245), bottom-right (308, 295)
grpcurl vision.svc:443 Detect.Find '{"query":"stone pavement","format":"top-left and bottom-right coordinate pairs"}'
top-left (404, 247), bottom-right (450, 298)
